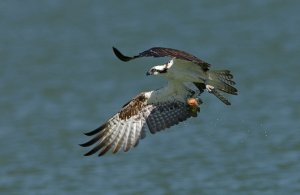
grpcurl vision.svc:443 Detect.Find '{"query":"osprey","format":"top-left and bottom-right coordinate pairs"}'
top-left (80, 47), bottom-right (238, 156)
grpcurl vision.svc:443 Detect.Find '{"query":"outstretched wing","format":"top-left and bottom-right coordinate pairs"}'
top-left (112, 47), bottom-right (210, 71)
top-left (80, 93), bottom-right (199, 156)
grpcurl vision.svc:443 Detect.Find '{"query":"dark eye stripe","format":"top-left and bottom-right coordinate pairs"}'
top-left (157, 64), bottom-right (168, 73)
top-left (158, 67), bottom-right (168, 73)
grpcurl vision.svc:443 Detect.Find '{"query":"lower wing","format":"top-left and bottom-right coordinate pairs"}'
top-left (80, 94), bottom-right (200, 156)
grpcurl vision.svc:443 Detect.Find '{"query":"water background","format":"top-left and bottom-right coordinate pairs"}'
top-left (1, 1), bottom-right (300, 194)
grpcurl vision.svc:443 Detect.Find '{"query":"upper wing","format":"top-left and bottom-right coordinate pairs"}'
top-left (80, 93), bottom-right (199, 156)
top-left (112, 47), bottom-right (210, 71)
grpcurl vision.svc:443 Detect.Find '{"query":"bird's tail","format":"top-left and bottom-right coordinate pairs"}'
top-left (204, 70), bottom-right (238, 105)
top-left (207, 70), bottom-right (238, 95)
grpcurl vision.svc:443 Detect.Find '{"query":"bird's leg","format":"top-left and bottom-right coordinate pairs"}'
top-left (186, 86), bottom-right (202, 115)
top-left (187, 97), bottom-right (201, 116)
top-left (187, 97), bottom-right (199, 107)
top-left (191, 87), bottom-right (203, 104)
top-left (187, 92), bottom-right (203, 116)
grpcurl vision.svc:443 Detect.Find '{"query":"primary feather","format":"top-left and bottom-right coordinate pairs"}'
top-left (81, 82), bottom-right (201, 156)
top-left (80, 46), bottom-right (238, 156)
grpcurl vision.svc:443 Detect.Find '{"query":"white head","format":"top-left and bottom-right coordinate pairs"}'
top-left (146, 59), bottom-right (174, 76)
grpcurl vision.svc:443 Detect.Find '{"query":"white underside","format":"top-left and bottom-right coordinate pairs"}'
top-left (145, 80), bottom-right (192, 104)
top-left (166, 59), bottom-right (208, 82)
top-left (146, 58), bottom-right (211, 104)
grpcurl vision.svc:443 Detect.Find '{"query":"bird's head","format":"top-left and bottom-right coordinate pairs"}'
top-left (146, 59), bottom-right (174, 76)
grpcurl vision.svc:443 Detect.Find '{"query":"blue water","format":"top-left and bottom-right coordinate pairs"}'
top-left (1, 1), bottom-right (300, 194)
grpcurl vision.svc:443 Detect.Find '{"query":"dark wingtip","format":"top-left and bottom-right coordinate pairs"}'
top-left (112, 47), bottom-right (135, 62)
top-left (84, 130), bottom-right (98, 136)
top-left (79, 135), bottom-right (101, 147)
top-left (84, 124), bottom-right (107, 136)
top-left (83, 151), bottom-right (94, 156)
top-left (79, 143), bottom-right (86, 147)
top-left (80, 144), bottom-right (94, 156)
top-left (79, 142), bottom-right (92, 147)
top-left (83, 144), bottom-right (104, 156)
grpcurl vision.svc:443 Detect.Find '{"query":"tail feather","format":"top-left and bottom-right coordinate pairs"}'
top-left (209, 89), bottom-right (231, 105)
top-left (208, 81), bottom-right (238, 95)
top-left (212, 70), bottom-right (235, 84)
top-left (208, 70), bottom-right (238, 95)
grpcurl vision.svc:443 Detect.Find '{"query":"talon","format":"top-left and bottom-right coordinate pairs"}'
top-left (187, 98), bottom-right (201, 115)
top-left (206, 84), bottom-right (214, 92)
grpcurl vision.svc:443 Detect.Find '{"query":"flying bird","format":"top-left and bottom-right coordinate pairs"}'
top-left (80, 47), bottom-right (237, 156)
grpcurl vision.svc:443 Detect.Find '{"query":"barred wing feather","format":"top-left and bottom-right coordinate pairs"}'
top-left (80, 94), bottom-right (198, 156)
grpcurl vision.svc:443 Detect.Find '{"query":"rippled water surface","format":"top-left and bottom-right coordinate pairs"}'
top-left (1, 1), bottom-right (300, 194)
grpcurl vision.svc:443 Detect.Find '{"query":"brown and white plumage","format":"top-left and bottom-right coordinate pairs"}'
top-left (80, 47), bottom-right (238, 156)
top-left (81, 82), bottom-right (201, 156)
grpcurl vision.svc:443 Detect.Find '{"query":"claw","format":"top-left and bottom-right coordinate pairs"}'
top-left (206, 84), bottom-right (214, 92)
top-left (187, 97), bottom-right (201, 116)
